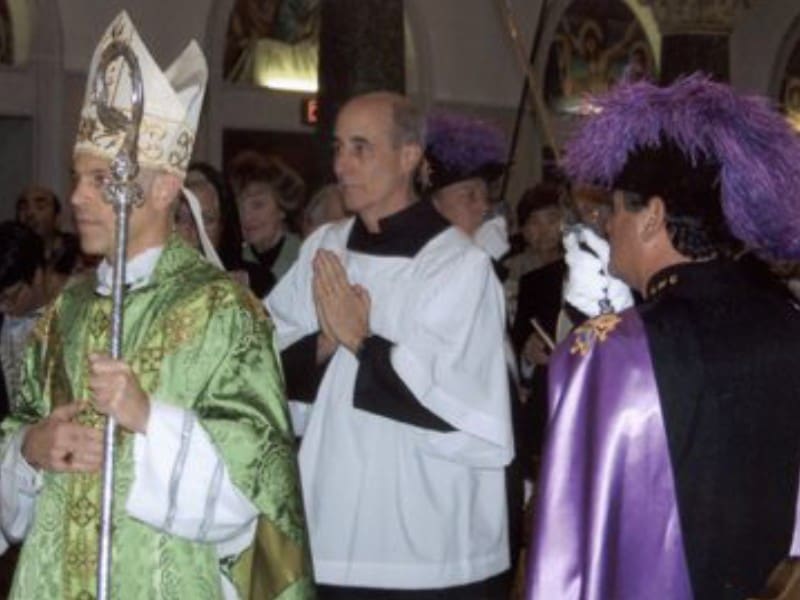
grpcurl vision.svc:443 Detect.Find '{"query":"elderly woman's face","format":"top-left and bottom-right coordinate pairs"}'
top-left (433, 178), bottom-right (490, 236)
top-left (523, 205), bottom-right (562, 254)
top-left (238, 182), bottom-right (285, 252)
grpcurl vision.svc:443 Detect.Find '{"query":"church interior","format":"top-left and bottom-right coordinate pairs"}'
top-left (1, 0), bottom-right (799, 224)
top-left (1, 2), bottom-right (800, 598)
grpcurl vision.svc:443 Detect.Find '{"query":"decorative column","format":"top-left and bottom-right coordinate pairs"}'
top-left (316, 0), bottom-right (405, 172)
top-left (639, 0), bottom-right (759, 83)
top-left (33, 0), bottom-right (65, 195)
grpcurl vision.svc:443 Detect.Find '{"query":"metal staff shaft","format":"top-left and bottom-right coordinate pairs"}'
top-left (97, 201), bottom-right (129, 600)
top-left (494, 0), bottom-right (560, 156)
top-left (495, 1), bottom-right (589, 230)
top-left (92, 38), bottom-right (145, 600)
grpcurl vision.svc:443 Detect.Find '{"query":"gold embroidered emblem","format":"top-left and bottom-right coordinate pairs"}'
top-left (139, 121), bottom-right (167, 161)
top-left (134, 346), bottom-right (163, 379)
top-left (69, 496), bottom-right (99, 527)
top-left (207, 280), bottom-right (232, 312)
top-left (570, 313), bottom-right (622, 357)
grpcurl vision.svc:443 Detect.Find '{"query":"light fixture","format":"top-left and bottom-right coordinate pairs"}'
top-left (254, 38), bottom-right (318, 93)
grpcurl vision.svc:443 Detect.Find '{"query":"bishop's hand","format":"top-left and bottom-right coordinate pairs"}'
top-left (88, 354), bottom-right (150, 434)
top-left (312, 249), bottom-right (371, 355)
top-left (21, 402), bottom-right (104, 473)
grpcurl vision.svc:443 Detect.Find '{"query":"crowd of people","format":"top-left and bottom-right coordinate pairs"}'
top-left (0, 10), bottom-right (799, 600)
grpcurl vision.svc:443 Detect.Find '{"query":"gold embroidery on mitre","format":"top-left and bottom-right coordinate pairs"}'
top-left (110, 13), bottom-right (128, 41)
top-left (74, 10), bottom-right (207, 178)
top-left (570, 313), bottom-right (622, 357)
top-left (168, 129), bottom-right (194, 171)
top-left (140, 121), bottom-right (167, 159)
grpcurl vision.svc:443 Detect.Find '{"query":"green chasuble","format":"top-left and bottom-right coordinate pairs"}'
top-left (2, 236), bottom-right (314, 599)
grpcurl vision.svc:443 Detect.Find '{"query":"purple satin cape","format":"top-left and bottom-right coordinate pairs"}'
top-left (525, 309), bottom-right (693, 600)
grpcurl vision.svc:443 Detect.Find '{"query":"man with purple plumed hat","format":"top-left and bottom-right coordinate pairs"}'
top-left (425, 112), bottom-right (512, 265)
top-left (525, 73), bottom-right (800, 600)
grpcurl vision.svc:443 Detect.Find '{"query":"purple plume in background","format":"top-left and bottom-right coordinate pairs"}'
top-left (425, 112), bottom-right (508, 192)
top-left (562, 73), bottom-right (800, 259)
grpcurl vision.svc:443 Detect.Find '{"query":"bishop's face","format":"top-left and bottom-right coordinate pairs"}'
top-left (70, 153), bottom-right (165, 260)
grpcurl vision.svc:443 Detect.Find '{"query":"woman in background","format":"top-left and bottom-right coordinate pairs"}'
top-left (229, 151), bottom-right (305, 297)
top-left (175, 161), bottom-right (245, 272)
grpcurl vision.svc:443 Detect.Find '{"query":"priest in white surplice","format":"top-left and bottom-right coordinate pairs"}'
top-left (266, 91), bottom-right (514, 599)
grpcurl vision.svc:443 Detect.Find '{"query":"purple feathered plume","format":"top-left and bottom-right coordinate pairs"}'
top-left (563, 73), bottom-right (800, 259)
top-left (426, 112), bottom-right (507, 174)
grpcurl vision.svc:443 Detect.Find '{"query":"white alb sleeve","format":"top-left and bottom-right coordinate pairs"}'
top-left (387, 250), bottom-right (514, 467)
top-left (125, 401), bottom-right (258, 548)
top-left (0, 427), bottom-right (42, 545)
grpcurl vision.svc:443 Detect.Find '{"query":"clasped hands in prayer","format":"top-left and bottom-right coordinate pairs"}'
top-left (21, 354), bottom-right (150, 474)
top-left (312, 249), bottom-right (370, 363)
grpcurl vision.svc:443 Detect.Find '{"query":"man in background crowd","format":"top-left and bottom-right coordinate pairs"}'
top-left (16, 185), bottom-right (80, 293)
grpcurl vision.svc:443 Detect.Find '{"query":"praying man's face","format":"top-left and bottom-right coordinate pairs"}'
top-left (333, 95), bottom-right (418, 219)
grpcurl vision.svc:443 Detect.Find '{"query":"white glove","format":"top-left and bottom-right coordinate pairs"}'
top-left (562, 224), bottom-right (633, 317)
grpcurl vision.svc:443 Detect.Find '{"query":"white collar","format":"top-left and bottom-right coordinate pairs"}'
top-left (95, 246), bottom-right (164, 296)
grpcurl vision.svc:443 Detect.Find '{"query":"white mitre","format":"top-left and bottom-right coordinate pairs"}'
top-left (74, 10), bottom-right (207, 178)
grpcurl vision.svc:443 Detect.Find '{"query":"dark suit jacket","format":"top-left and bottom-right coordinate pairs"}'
top-left (511, 259), bottom-right (566, 354)
top-left (510, 259), bottom-right (565, 472)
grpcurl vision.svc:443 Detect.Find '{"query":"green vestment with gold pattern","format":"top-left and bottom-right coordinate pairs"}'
top-left (1, 237), bottom-right (314, 599)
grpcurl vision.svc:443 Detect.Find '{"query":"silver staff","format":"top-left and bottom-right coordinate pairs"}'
top-left (494, 0), bottom-right (560, 156)
top-left (91, 39), bottom-right (145, 600)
